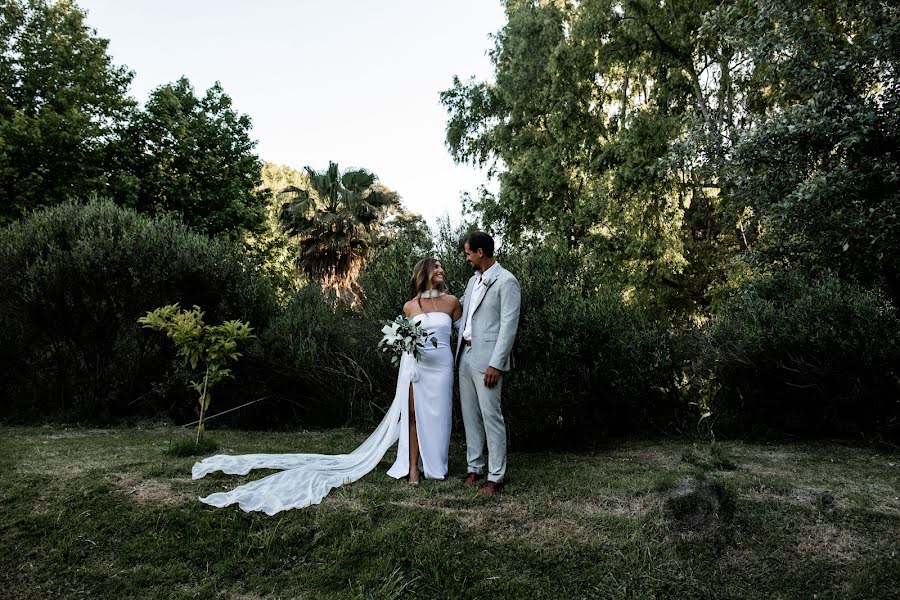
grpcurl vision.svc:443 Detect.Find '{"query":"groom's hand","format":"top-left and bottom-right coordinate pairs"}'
top-left (484, 367), bottom-right (501, 388)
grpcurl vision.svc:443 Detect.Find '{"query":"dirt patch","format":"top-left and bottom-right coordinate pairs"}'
top-left (796, 523), bottom-right (872, 563)
top-left (663, 477), bottom-right (730, 535)
top-left (393, 496), bottom-right (620, 546)
top-left (552, 494), bottom-right (658, 519)
top-left (108, 472), bottom-right (193, 505)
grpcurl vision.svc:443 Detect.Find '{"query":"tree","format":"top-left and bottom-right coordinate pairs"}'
top-left (442, 0), bottom-right (900, 315)
top-left (441, 0), bottom-right (749, 316)
top-left (245, 162), bottom-right (308, 297)
top-left (725, 0), bottom-right (900, 303)
top-left (138, 304), bottom-right (254, 444)
top-left (0, 0), bottom-right (134, 222)
top-left (278, 162), bottom-right (400, 301)
top-left (111, 78), bottom-right (266, 236)
top-left (378, 208), bottom-right (433, 253)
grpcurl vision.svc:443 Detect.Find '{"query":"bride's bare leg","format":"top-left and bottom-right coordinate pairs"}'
top-left (408, 382), bottom-right (421, 483)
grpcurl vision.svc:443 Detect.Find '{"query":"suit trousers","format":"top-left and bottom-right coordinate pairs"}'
top-left (458, 346), bottom-right (507, 483)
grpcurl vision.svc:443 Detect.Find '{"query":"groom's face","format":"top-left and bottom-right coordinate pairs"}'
top-left (463, 242), bottom-right (484, 272)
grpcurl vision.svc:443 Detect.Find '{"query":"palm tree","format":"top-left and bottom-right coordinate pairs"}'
top-left (278, 162), bottom-right (399, 301)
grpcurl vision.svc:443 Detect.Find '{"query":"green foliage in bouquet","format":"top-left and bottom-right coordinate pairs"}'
top-left (139, 304), bottom-right (254, 443)
top-left (378, 315), bottom-right (437, 366)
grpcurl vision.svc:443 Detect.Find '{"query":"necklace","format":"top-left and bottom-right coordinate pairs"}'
top-left (417, 289), bottom-right (445, 299)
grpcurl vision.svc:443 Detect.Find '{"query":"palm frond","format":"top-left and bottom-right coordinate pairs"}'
top-left (341, 168), bottom-right (377, 192)
top-left (281, 161), bottom-right (404, 303)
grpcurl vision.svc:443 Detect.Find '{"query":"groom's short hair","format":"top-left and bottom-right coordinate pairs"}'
top-left (464, 231), bottom-right (494, 257)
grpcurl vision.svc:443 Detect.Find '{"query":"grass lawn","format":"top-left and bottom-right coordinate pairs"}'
top-left (1, 425), bottom-right (898, 599)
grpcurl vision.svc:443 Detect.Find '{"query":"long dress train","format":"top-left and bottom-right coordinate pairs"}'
top-left (191, 311), bottom-right (454, 515)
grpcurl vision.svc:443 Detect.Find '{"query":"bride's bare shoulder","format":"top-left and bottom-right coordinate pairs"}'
top-left (402, 299), bottom-right (418, 316)
top-left (444, 295), bottom-right (462, 318)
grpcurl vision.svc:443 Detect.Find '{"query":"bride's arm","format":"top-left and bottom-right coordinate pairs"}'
top-left (451, 296), bottom-right (463, 331)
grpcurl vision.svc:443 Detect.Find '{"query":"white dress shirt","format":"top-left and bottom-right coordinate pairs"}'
top-left (462, 262), bottom-right (500, 342)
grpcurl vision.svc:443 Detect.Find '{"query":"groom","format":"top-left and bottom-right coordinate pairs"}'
top-left (456, 231), bottom-right (521, 495)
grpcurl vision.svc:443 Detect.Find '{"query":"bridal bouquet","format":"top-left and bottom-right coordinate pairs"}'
top-left (379, 315), bottom-right (438, 366)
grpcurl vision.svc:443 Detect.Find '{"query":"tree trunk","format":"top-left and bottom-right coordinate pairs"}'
top-left (196, 365), bottom-right (210, 445)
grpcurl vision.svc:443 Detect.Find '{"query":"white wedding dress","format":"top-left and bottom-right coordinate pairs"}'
top-left (191, 311), bottom-right (454, 515)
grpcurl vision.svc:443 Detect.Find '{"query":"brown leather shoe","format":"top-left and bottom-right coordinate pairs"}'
top-left (478, 481), bottom-right (502, 495)
top-left (462, 472), bottom-right (483, 487)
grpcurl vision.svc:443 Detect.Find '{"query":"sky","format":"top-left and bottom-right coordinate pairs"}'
top-left (77, 0), bottom-right (507, 227)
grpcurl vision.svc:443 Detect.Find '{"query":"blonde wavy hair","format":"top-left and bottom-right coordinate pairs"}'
top-left (409, 257), bottom-right (447, 307)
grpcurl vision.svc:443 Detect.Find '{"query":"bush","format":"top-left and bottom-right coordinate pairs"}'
top-left (359, 215), bottom-right (471, 323)
top-left (0, 200), bottom-right (278, 421)
top-left (499, 248), bottom-right (680, 448)
top-left (359, 235), bottom-right (431, 324)
top-left (696, 270), bottom-right (900, 437)
top-left (243, 286), bottom-right (394, 429)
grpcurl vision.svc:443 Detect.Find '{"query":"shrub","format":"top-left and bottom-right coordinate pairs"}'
top-left (0, 200), bottom-right (278, 421)
top-left (499, 248), bottom-right (680, 448)
top-left (243, 286), bottom-right (394, 429)
top-left (359, 234), bottom-right (430, 323)
top-left (696, 270), bottom-right (900, 437)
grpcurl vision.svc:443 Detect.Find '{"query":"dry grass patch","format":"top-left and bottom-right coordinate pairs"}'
top-left (319, 495), bottom-right (368, 513)
top-left (606, 445), bottom-right (686, 469)
top-left (393, 495), bottom-right (622, 546)
top-left (107, 472), bottom-right (193, 505)
top-left (796, 523), bottom-right (873, 563)
top-left (551, 493), bottom-right (659, 519)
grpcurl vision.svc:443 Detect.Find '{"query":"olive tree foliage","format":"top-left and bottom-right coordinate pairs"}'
top-left (0, 0), bottom-right (134, 222)
top-left (442, 0), bottom-right (900, 314)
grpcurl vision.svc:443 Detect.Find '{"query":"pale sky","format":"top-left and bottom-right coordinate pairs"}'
top-left (77, 0), bottom-right (506, 227)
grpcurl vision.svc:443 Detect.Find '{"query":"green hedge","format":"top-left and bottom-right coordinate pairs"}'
top-left (696, 270), bottom-right (900, 437)
top-left (500, 248), bottom-right (680, 448)
top-left (0, 200), bottom-right (277, 421)
top-left (6, 202), bottom-right (897, 443)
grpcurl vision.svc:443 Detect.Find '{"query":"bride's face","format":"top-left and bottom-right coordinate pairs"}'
top-left (430, 262), bottom-right (445, 287)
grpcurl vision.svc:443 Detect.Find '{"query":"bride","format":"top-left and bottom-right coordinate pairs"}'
top-left (191, 258), bottom-right (462, 514)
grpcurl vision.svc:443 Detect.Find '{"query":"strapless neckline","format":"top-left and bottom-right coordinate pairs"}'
top-left (411, 312), bottom-right (452, 321)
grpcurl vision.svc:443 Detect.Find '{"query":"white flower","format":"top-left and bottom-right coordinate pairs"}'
top-left (379, 322), bottom-right (404, 344)
top-left (378, 314), bottom-right (435, 364)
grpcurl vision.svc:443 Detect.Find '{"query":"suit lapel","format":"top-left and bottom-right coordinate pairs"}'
top-left (470, 265), bottom-right (502, 318)
top-left (463, 275), bottom-right (476, 311)
top-left (456, 276), bottom-right (477, 361)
